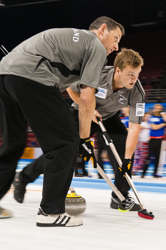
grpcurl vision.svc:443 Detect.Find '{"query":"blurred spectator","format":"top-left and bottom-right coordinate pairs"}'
top-left (30, 138), bottom-right (38, 147)
top-left (132, 113), bottom-right (151, 174)
top-left (142, 104), bottom-right (166, 178)
top-left (120, 106), bottom-right (129, 129)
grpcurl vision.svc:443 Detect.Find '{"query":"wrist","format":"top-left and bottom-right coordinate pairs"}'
top-left (124, 158), bottom-right (131, 162)
top-left (80, 137), bottom-right (90, 143)
top-left (124, 157), bottom-right (132, 161)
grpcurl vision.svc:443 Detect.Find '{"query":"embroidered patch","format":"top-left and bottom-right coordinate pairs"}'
top-left (95, 87), bottom-right (107, 99)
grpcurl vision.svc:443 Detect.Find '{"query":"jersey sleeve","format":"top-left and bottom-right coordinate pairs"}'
top-left (70, 81), bottom-right (81, 92)
top-left (79, 38), bottom-right (107, 90)
top-left (129, 80), bottom-right (145, 124)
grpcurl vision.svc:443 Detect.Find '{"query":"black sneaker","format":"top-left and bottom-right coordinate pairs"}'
top-left (110, 193), bottom-right (141, 211)
top-left (13, 172), bottom-right (26, 203)
top-left (153, 173), bottom-right (162, 178)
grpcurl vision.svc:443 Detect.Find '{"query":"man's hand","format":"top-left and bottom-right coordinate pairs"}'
top-left (118, 159), bottom-right (132, 176)
top-left (79, 137), bottom-right (97, 168)
top-left (92, 110), bottom-right (102, 124)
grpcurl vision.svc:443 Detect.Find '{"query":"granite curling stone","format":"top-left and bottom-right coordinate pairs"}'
top-left (65, 187), bottom-right (86, 215)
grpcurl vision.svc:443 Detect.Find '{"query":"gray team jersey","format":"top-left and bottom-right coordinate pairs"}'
top-left (71, 66), bottom-right (145, 124)
top-left (0, 28), bottom-right (107, 91)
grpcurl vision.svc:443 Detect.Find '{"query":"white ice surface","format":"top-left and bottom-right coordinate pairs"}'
top-left (0, 186), bottom-right (166, 250)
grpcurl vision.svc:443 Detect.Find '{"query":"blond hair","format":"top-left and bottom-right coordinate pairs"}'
top-left (114, 48), bottom-right (144, 70)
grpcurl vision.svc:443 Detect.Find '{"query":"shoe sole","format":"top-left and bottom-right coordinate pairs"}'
top-left (36, 222), bottom-right (83, 227)
top-left (0, 216), bottom-right (12, 219)
top-left (110, 202), bottom-right (119, 209)
top-left (111, 202), bottom-right (141, 211)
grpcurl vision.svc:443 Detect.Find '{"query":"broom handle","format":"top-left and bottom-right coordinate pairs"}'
top-left (96, 163), bottom-right (125, 202)
top-left (97, 117), bottom-right (146, 210)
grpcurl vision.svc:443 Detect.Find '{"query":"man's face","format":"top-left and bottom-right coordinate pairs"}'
top-left (116, 65), bottom-right (142, 89)
top-left (154, 105), bottom-right (163, 112)
top-left (143, 113), bottom-right (150, 122)
top-left (99, 26), bottom-right (122, 56)
top-left (153, 104), bottom-right (163, 116)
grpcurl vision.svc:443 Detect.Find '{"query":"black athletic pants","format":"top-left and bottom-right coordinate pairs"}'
top-left (20, 108), bottom-right (132, 197)
top-left (0, 75), bottom-right (79, 214)
top-left (142, 138), bottom-right (162, 176)
top-left (96, 132), bottom-right (107, 177)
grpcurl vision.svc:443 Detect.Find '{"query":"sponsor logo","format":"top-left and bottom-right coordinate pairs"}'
top-left (118, 95), bottom-right (127, 104)
top-left (95, 87), bottom-right (107, 99)
top-left (82, 143), bottom-right (92, 154)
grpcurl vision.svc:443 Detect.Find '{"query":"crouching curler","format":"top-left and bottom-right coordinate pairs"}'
top-left (97, 117), bottom-right (154, 220)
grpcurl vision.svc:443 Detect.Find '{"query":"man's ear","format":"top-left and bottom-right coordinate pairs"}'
top-left (116, 67), bottom-right (120, 74)
top-left (99, 23), bottom-right (107, 36)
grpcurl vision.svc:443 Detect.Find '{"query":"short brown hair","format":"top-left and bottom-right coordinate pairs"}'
top-left (89, 16), bottom-right (125, 36)
top-left (114, 48), bottom-right (144, 70)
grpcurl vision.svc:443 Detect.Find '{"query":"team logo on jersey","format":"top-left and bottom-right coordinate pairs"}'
top-left (118, 95), bottom-right (127, 104)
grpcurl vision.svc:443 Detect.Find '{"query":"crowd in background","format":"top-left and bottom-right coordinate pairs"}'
top-left (121, 103), bottom-right (166, 178)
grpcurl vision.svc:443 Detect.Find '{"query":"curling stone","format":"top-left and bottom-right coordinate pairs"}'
top-left (65, 187), bottom-right (86, 215)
